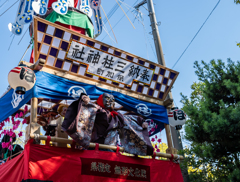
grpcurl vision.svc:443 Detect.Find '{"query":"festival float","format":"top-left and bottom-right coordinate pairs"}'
top-left (0, 0), bottom-right (186, 181)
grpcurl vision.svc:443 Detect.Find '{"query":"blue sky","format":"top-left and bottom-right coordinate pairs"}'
top-left (0, 0), bottom-right (239, 146)
top-left (0, 0), bottom-right (239, 107)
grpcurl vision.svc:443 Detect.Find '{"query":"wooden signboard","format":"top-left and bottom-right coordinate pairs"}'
top-left (33, 16), bottom-right (179, 102)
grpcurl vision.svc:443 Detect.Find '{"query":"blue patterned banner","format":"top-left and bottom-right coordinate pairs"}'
top-left (0, 71), bottom-right (168, 125)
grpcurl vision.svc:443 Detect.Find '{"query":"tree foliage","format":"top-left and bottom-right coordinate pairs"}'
top-left (235, 0), bottom-right (240, 4)
top-left (180, 59), bottom-right (240, 181)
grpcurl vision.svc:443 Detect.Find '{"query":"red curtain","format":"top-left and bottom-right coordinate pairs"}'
top-left (0, 140), bottom-right (183, 182)
top-left (26, 140), bottom-right (183, 182)
top-left (0, 153), bottom-right (24, 182)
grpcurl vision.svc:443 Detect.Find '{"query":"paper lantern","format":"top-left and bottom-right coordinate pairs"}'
top-left (168, 107), bottom-right (186, 130)
top-left (8, 66), bottom-right (36, 94)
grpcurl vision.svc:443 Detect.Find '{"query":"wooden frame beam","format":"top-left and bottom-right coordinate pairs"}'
top-left (30, 134), bottom-right (184, 160)
top-left (26, 97), bottom-right (41, 143)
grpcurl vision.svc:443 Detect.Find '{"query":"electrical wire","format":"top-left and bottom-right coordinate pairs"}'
top-left (18, 27), bottom-right (28, 45)
top-left (102, 23), bottom-right (116, 45)
top-left (119, 0), bottom-right (146, 18)
top-left (142, 24), bottom-right (149, 59)
top-left (0, 0), bottom-right (19, 17)
top-left (144, 25), bottom-right (158, 60)
top-left (115, 0), bottom-right (135, 29)
top-left (8, 35), bottom-right (15, 51)
top-left (140, 14), bottom-right (158, 61)
top-left (0, 0), bottom-right (9, 10)
top-left (102, 0), bottom-right (125, 25)
top-left (101, 0), bottom-right (140, 42)
top-left (120, 0), bottom-right (144, 26)
top-left (101, 5), bottom-right (118, 43)
top-left (103, 4), bottom-right (119, 24)
top-left (171, 0), bottom-right (221, 69)
top-left (131, 1), bottom-right (157, 60)
top-left (18, 39), bottom-right (33, 64)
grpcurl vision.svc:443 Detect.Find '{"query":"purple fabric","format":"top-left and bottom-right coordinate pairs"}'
top-left (62, 94), bottom-right (124, 147)
top-left (62, 94), bottom-right (98, 149)
top-left (121, 115), bottom-right (153, 156)
top-left (71, 103), bottom-right (98, 149)
top-left (91, 108), bottom-right (124, 144)
top-left (62, 94), bottom-right (152, 155)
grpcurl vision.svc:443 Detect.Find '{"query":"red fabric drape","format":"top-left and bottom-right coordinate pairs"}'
top-left (26, 140), bottom-right (183, 182)
top-left (0, 140), bottom-right (183, 182)
top-left (29, 49), bottom-right (34, 64)
top-left (0, 153), bottom-right (24, 182)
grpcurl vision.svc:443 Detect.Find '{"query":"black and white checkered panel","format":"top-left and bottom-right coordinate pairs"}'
top-left (36, 19), bottom-right (178, 101)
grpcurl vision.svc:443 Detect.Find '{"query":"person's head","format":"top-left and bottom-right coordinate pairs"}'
top-left (97, 93), bottom-right (115, 111)
top-left (57, 104), bottom-right (68, 117)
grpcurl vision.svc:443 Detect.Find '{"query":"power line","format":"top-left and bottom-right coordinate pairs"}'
top-left (103, 3), bottom-right (120, 24)
top-left (102, 0), bottom-right (125, 25)
top-left (172, 0), bottom-right (221, 69)
top-left (142, 24), bottom-right (149, 59)
top-left (8, 34), bottom-right (15, 51)
top-left (0, 0), bottom-right (9, 10)
top-left (101, 0), bottom-right (140, 42)
top-left (142, 22), bottom-right (157, 60)
top-left (0, 0), bottom-right (19, 17)
top-left (18, 27), bottom-right (28, 45)
top-left (115, 0), bottom-right (135, 29)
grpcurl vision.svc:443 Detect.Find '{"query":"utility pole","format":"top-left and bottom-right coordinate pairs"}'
top-left (135, 0), bottom-right (175, 150)
top-left (145, 0), bottom-right (166, 66)
top-left (171, 127), bottom-right (183, 150)
top-left (135, 0), bottom-right (177, 153)
top-left (146, 0), bottom-right (178, 155)
top-left (134, 1), bottom-right (189, 181)
top-left (135, 0), bottom-right (166, 66)
top-left (135, 0), bottom-right (184, 154)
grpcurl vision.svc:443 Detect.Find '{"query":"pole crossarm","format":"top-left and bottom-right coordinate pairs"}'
top-left (134, 0), bottom-right (147, 9)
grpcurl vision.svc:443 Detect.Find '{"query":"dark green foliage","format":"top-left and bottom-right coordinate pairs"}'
top-left (180, 59), bottom-right (240, 181)
top-left (235, 0), bottom-right (240, 4)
